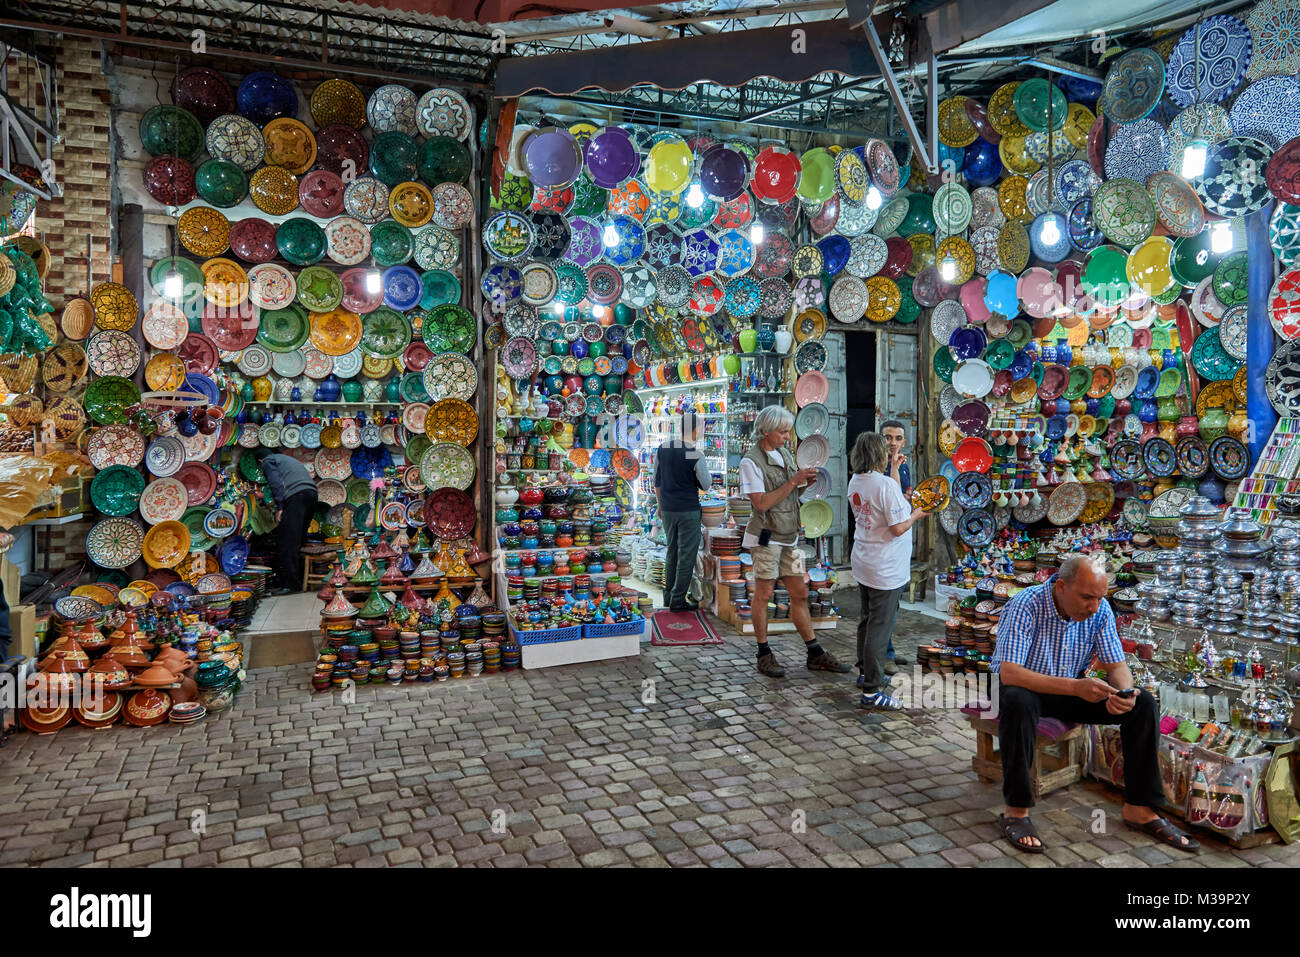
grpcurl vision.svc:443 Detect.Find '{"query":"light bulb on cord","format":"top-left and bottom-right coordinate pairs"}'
top-left (552, 302), bottom-right (565, 316)
top-left (163, 268), bottom-right (183, 299)
top-left (1039, 217), bottom-right (1060, 246)
top-left (866, 186), bottom-right (882, 210)
top-left (750, 222), bottom-right (765, 245)
top-left (592, 304), bottom-right (606, 319)
top-left (686, 183), bottom-right (705, 208)
top-left (1181, 139), bottom-right (1208, 179)
top-left (365, 268), bottom-right (382, 294)
top-left (939, 255), bottom-right (957, 282)
top-left (602, 222), bottom-right (619, 247)
top-left (1211, 220), bottom-right (1234, 253)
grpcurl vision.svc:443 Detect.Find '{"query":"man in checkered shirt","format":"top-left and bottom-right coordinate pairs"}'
top-left (990, 554), bottom-right (1198, 855)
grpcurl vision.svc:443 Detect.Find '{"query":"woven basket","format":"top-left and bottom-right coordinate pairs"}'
top-left (0, 353), bottom-right (38, 393)
top-left (60, 297), bottom-right (95, 341)
top-left (4, 392), bottom-right (43, 428)
top-left (44, 394), bottom-right (86, 441)
top-left (0, 259), bottom-right (15, 297)
top-left (15, 236), bottom-right (50, 279)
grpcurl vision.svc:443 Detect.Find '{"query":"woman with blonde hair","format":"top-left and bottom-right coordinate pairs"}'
top-left (848, 431), bottom-right (927, 710)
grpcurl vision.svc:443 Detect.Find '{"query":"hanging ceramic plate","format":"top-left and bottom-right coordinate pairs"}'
top-left (1104, 119), bottom-right (1170, 184)
top-left (367, 84), bottom-right (417, 135)
top-left (257, 304), bottom-right (310, 353)
top-left (1100, 47), bottom-right (1166, 123)
top-left (85, 330), bottom-right (140, 379)
top-left (342, 176), bottom-right (389, 224)
top-left (87, 425), bottom-right (146, 470)
top-left (1146, 171), bottom-right (1206, 238)
top-left (1270, 266), bottom-right (1300, 340)
top-left (1092, 177), bottom-right (1157, 246)
top-left (1196, 136), bottom-right (1274, 216)
top-left (415, 88), bottom-right (472, 140)
top-left (359, 306), bottom-right (412, 359)
top-left (86, 516), bottom-right (145, 569)
top-left (794, 340), bottom-right (827, 374)
top-left (205, 113), bottom-right (265, 171)
top-left (247, 262), bottom-right (296, 310)
top-left (1167, 15), bottom-right (1253, 107)
top-left (139, 477), bottom-right (188, 525)
top-left (1208, 434), bottom-right (1249, 480)
top-left (146, 434), bottom-right (187, 478)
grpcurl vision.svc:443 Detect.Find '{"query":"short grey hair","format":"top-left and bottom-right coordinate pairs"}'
top-left (1058, 552), bottom-right (1106, 582)
top-left (753, 405), bottom-right (794, 438)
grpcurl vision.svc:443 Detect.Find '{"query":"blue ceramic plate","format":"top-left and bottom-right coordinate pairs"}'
top-left (219, 535), bottom-right (249, 575)
top-left (1166, 15), bottom-right (1253, 108)
top-left (183, 373), bottom-right (219, 406)
top-left (816, 235), bottom-right (851, 277)
top-left (948, 326), bottom-right (987, 361)
top-left (382, 264), bottom-right (422, 311)
top-left (1134, 365), bottom-right (1159, 399)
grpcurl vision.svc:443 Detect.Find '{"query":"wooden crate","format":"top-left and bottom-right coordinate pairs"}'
top-left (968, 715), bottom-right (1085, 797)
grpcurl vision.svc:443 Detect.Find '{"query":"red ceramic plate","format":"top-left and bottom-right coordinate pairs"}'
top-left (313, 124), bottom-right (369, 178)
top-left (1038, 362), bottom-right (1068, 400)
top-left (340, 267), bottom-right (385, 314)
top-left (1265, 136), bottom-right (1300, 206)
top-left (751, 146), bottom-right (802, 205)
top-left (424, 487), bottom-right (475, 539)
top-left (298, 169), bottom-right (346, 218)
top-left (403, 341), bottom-right (433, 372)
top-left (882, 236), bottom-right (913, 278)
top-left (952, 436), bottom-right (993, 473)
top-left (177, 333), bottom-right (219, 374)
top-left (201, 301), bottom-right (258, 351)
top-left (174, 461), bottom-right (218, 506)
top-left (227, 217), bottom-right (278, 264)
top-left (1087, 114), bottom-right (1107, 179)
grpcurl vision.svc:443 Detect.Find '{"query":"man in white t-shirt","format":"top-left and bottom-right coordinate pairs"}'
top-left (741, 405), bottom-right (851, 678)
top-left (847, 431), bottom-right (926, 710)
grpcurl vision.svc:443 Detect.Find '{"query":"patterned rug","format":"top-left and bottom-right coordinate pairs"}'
top-left (650, 609), bottom-right (723, 645)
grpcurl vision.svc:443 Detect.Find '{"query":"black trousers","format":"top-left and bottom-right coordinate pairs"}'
top-left (997, 680), bottom-right (1164, 809)
top-left (276, 490), bottom-right (318, 589)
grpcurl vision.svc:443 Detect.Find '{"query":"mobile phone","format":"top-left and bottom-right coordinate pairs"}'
top-left (1116, 688), bottom-right (1138, 698)
top-left (758, 528), bottom-right (771, 547)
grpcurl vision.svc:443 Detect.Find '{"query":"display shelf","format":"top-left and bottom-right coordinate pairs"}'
top-left (1232, 418), bottom-right (1300, 524)
top-left (635, 377), bottom-right (731, 392)
top-left (244, 401), bottom-right (401, 406)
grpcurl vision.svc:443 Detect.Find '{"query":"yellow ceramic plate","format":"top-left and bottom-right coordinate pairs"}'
top-left (1010, 377), bottom-right (1038, 403)
top-left (261, 117), bottom-right (317, 175)
top-left (426, 397), bottom-right (479, 446)
top-left (362, 353), bottom-right (393, 378)
top-left (865, 276), bottom-right (901, 323)
top-left (1196, 380), bottom-right (1236, 418)
top-left (71, 583), bottom-right (116, 606)
top-left (308, 307), bottom-right (363, 356)
top-left (182, 551), bottom-right (220, 585)
top-left (178, 206), bottom-right (231, 258)
top-left (89, 281), bottom-right (139, 332)
top-left (910, 475), bottom-right (951, 513)
top-left (309, 78), bottom-right (366, 129)
top-left (906, 233), bottom-right (935, 277)
top-left (201, 258), bottom-right (249, 308)
top-left (999, 134), bottom-right (1040, 176)
top-left (937, 96), bottom-right (978, 148)
top-left (1126, 236), bottom-right (1175, 298)
top-left (127, 580), bottom-right (159, 597)
top-left (998, 177), bottom-right (1032, 226)
top-left (936, 236), bottom-right (975, 285)
top-left (145, 352), bottom-right (187, 391)
top-left (1064, 103), bottom-right (1095, 150)
top-left (998, 222), bottom-right (1031, 272)
top-left (389, 181), bottom-right (434, 228)
top-left (320, 424), bottom-right (342, 449)
top-left (248, 165), bottom-right (299, 215)
top-left (1232, 365), bottom-right (1247, 406)
top-left (989, 82), bottom-right (1031, 137)
top-left (793, 308), bottom-right (826, 343)
top-left (938, 418), bottom-right (962, 457)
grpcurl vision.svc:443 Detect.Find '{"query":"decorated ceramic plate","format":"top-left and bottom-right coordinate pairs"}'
top-left (1100, 47), bottom-right (1166, 123)
top-left (1167, 15), bottom-right (1253, 107)
top-left (1196, 136), bottom-right (1274, 216)
top-left (1092, 177), bottom-right (1158, 246)
top-left (86, 516), bottom-right (145, 569)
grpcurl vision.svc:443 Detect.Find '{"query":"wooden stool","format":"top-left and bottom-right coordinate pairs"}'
top-left (968, 714), bottom-right (1085, 797)
top-left (301, 547), bottom-right (336, 592)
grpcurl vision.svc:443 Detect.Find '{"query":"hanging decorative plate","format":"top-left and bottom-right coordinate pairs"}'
top-left (794, 340), bottom-right (827, 374)
top-left (86, 516), bottom-right (144, 569)
top-left (1141, 436), bottom-right (1177, 478)
top-left (146, 434), bottom-right (187, 478)
top-left (359, 305), bottom-right (411, 360)
top-left (723, 275), bottom-right (761, 320)
top-left (1101, 48), bottom-right (1166, 123)
top-left (380, 264), bottom-right (422, 312)
top-left (1217, 304), bottom-right (1249, 360)
top-left (825, 275), bottom-right (866, 323)
top-left (366, 84), bottom-right (417, 134)
top-left (257, 304), bottom-right (310, 353)
top-left (957, 508), bottom-right (995, 547)
top-left (139, 477), bottom-right (188, 525)
top-left (87, 425), bottom-right (145, 470)
top-left (425, 397), bottom-right (477, 447)
top-left (757, 278), bottom-right (793, 319)
top-left (338, 176), bottom-right (387, 225)
top-left (90, 281), bottom-right (138, 332)
top-left (388, 181), bottom-right (434, 229)
top-left (1104, 118), bottom-right (1170, 185)
top-left (307, 307), bottom-right (363, 357)
top-left (1208, 435), bottom-right (1249, 480)
top-left (422, 303), bottom-right (476, 354)
top-left (844, 233), bottom-right (888, 279)
top-left (1270, 266), bottom-right (1300, 340)
top-left (204, 113), bottom-right (264, 171)
top-left (90, 465), bottom-right (145, 517)
top-left (865, 138), bottom-right (900, 195)
top-left (1091, 177), bottom-right (1158, 247)
top-left (1195, 136), bottom-right (1275, 219)
top-left (244, 164), bottom-right (298, 216)
top-left (654, 265), bottom-right (692, 308)
top-left (834, 149), bottom-right (869, 206)
top-left (1173, 435), bottom-right (1209, 478)
top-left (415, 88), bottom-right (472, 140)
top-left (791, 243), bottom-right (824, 279)
top-left (714, 228), bottom-right (755, 278)
top-left (1144, 170), bottom-right (1206, 239)
top-left (932, 181), bottom-right (972, 235)
top-left (1044, 482), bottom-right (1087, 526)
top-left (422, 352), bottom-right (477, 402)
top-left (938, 95), bottom-right (979, 147)
top-left (83, 376), bottom-right (141, 426)
top-left (411, 224), bottom-right (460, 271)
top-left (246, 262), bottom-right (295, 311)
top-left (1014, 78), bottom-right (1068, 133)
top-left (1167, 15), bottom-right (1253, 107)
top-left (1191, 326), bottom-right (1241, 381)
top-left (1213, 252), bottom-right (1249, 306)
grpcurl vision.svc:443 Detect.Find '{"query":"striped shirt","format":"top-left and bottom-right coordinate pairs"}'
top-left (992, 575), bottom-right (1124, 678)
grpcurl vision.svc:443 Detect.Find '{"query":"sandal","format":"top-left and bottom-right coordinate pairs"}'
top-left (998, 814), bottom-right (1045, 854)
top-left (1124, 816), bottom-right (1200, 853)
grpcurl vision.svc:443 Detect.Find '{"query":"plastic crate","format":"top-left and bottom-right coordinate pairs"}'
top-left (509, 623), bottom-right (583, 645)
top-left (582, 619), bottom-right (646, 638)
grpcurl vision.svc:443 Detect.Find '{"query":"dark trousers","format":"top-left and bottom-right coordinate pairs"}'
top-left (856, 584), bottom-right (903, 694)
top-left (276, 490), bottom-right (318, 589)
top-left (997, 681), bottom-right (1164, 809)
top-left (661, 510), bottom-right (701, 607)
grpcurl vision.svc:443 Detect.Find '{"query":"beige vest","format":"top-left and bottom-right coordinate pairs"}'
top-left (744, 444), bottom-right (801, 540)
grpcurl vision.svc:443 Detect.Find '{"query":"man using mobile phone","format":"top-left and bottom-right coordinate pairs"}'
top-left (878, 420), bottom-right (913, 675)
top-left (740, 406), bottom-right (849, 678)
top-left (991, 553), bottom-right (1199, 855)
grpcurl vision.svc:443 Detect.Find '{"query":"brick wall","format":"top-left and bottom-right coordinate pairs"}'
top-left (6, 37), bottom-right (115, 570)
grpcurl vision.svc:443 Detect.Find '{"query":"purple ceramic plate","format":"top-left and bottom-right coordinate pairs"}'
top-left (948, 326), bottom-right (987, 361)
top-left (584, 127), bottom-right (640, 189)
top-left (699, 145), bottom-right (751, 202)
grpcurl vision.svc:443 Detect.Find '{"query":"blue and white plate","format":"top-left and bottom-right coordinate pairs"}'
top-left (715, 228), bottom-right (755, 278)
top-left (382, 264), bottom-right (422, 311)
top-left (723, 275), bottom-right (762, 319)
top-left (1228, 75), bottom-right (1300, 150)
top-left (643, 223), bottom-right (683, 268)
top-left (1104, 118), bottom-right (1170, 183)
top-left (1054, 158), bottom-right (1101, 206)
top-left (603, 214), bottom-right (646, 267)
top-left (1196, 136), bottom-right (1274, 216)
top-left (680, 228), bottom-right (720, 276)
top-left (1166, 14), bottom-right (1253, 107)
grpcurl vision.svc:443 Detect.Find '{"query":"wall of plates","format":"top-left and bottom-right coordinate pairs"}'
top-left (85, 63), bottom-right (482, 580)
top-left (921, 1), bottom-right (1300, 579)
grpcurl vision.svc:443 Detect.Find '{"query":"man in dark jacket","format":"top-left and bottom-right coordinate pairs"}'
top-left (653, 411), bottom-right (712, 612)
top-left (255, 450), bottom-right (319, 595)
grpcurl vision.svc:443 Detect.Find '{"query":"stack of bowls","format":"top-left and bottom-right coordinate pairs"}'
top-left (701, 499), bottom-right (727, 527)
top-left (482, 642), bottom-right (501, 672)
top-left (501, 642), bottom-right (521, 670)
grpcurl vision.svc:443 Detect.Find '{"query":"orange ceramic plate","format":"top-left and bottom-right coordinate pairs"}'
top-left (145, 353), bottom-right (188, 391)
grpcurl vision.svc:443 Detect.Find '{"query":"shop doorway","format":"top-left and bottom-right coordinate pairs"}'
top-left (844, 330), bottom-right (878, 549)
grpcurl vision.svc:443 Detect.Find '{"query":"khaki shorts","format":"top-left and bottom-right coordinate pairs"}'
top-left (751, 543), bottom-right (805, 580)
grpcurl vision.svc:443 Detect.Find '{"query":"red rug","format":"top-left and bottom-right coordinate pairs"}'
top-left (651, 609), bottom-right (723, 645)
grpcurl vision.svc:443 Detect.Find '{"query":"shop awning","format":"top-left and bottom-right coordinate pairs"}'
top-left (495, 17), bottom-right (882, 97)
top-left (341, 0), bottom-right (639, 23)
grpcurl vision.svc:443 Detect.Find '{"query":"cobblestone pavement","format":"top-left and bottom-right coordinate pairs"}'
top-left (1, 610), bottom-right (1297, 868)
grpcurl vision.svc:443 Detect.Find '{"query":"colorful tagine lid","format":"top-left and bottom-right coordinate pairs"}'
top-left (410, 554), bottom-right (438, 580)
top-left (350, 557), bottom-right (378, 585)
top-left (322, 590), bottom-right (358, 618)
top-left (358, 586), bottom-right (391, 619)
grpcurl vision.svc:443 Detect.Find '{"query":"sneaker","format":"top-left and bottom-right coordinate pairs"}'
top-left (269, 587), bottom-right (295, 596)
top-left (807, 650), bottom-right (850, 673)
top-left (669, 601), bottom-right (699, 612)
top-left (884, 659), bottom-right (898, 676)
top-left (860, 691), bottom-right (905, 711)
top-left (757, 654), bottom-right (786, 677)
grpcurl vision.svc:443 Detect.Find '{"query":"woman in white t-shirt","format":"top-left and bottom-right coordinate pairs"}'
top-left (848, 431), bottom-right (927, 711)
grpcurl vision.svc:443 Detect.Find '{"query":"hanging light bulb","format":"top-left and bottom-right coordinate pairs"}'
top-left (939, 254), bottom-right (958, 282)
top-left (866, 186), bottom-right (883, 210)
top-left (591, 304), bottom-right (606, 319)
top-left (1039, 217), bottom-right (1061, 246)
top-left (685, 182), bottom-right (705, 208)
top-left (1181, 139), bottom-right (1208, 179)
top-left (163, 268), bottom-right (183, 299)
top-left (365, 268), bottom-right (382, 294)
top-left (552, 302), bottom-right (565, 316)
top-left (1211, 220), bottom-right (1234, 253)
top-left (750, 222), bottom-right (765, 245)
top-left (602, 221), bottom-right (620, 247)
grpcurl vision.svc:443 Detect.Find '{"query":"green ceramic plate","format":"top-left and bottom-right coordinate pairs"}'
top-left (90, 465), bottom-right (145, 517)
top-left (194, 159), bottom-right (249, 207)
top-left (368, 131), bottom-right (419, 187)
top-left (984, 339), bottom-right (1015, 370)
top-left (1212, 252), bottom-right (1248, 307)
top-left (800, 499), bottom-right (834, 539)
top-left (1013, 78), bottom-right (1067, 133)
top-left (276, 218), bottom-right (326, 266)
top-left (182, 507), bottom-right (216, 552)
top-left (933, 345), bottom-right (956, 383)
top-left (258, 303), bottom-right (311, 352)
top-left (1030, 361), bottom-right (1045, 385)
top-left (84, 376), bottom-right (142, 425)
top-left (345, 478), bottom-right (371, 507)
top-left (417, 136), bottom-right (472, 186)
top-left (404, 434), bottom-right (431, 473)
top-left (1170, 231), bottom-right (1223, 287)
top-left (360, 305), bottom-right (412, 360)
top-left (569, 174), bottom-right (609, 218)
top-left (399, 371), bottom-right (430, 403)
top-left (1063, 364), bottom-right (1092, 400)
top-left (239, 452), bottom-right (264, 482)
top-left (149, 257), bottom-right (205, 301)
top-left (419, 270), bottom-right (460, 309)
top-left (1006, 319), bottom-right (1032, 350)
top-left (295, 266), bottom-right (345, 312)
top-left (139, 105), bottom-right (204, 160)
top-left (897, 192), bottom-right (935, 236)
top-left (421, 303), bottom-right (476, 353)
top-left (370, 219), bottom-right (413, 267)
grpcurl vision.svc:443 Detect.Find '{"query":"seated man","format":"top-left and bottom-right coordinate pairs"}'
top-left (991, 553), bottom-right (1199, 854)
